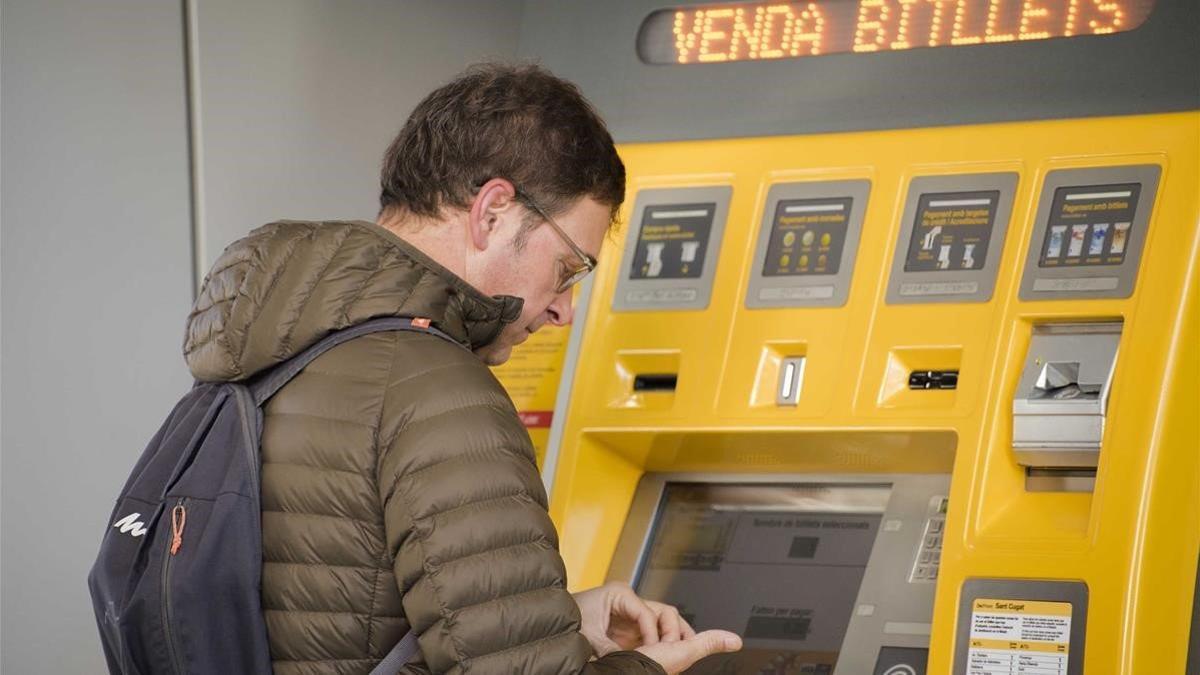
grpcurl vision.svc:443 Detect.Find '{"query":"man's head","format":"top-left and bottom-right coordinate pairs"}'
top-left (378, 63), bottom-right (625, 365)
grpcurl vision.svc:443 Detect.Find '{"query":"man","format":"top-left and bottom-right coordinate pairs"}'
top-left (183, 63), bottom-right (741, 674)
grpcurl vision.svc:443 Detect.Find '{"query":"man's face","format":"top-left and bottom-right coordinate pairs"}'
top-left (473, 195), bottom-right (610, 365)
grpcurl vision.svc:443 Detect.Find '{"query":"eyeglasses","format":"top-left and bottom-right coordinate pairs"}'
top-left (515, 190), bottom-right (597, 294)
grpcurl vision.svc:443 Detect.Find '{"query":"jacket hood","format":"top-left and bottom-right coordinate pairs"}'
top-left (184, 220), bottom-right (523, 382)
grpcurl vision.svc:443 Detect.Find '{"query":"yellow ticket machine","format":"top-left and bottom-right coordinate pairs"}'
top-left (526, 2), bottom-right (1199, 672)
top-left (542, 112), bottom-right (1198, 674)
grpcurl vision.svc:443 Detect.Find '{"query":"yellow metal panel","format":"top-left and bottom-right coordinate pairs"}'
top-left (550, 112), bottom-right (1199, 673)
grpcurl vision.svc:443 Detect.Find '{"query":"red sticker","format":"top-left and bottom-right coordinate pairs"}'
top-left (518, 411), bottom-right (554, 428)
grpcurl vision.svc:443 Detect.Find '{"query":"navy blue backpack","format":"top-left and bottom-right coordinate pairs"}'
top-left (88, 317), bottom-right (454, 674)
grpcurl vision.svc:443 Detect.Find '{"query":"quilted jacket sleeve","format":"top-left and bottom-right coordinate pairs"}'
top-left (376, 333), bottom-right (665, 674)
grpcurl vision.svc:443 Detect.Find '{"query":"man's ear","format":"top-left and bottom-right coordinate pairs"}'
top-left (468, 178), bottom-right (518, 252)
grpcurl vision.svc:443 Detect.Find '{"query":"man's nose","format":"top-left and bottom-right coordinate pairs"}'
top-left (546, 289), bottom-right (575, 327)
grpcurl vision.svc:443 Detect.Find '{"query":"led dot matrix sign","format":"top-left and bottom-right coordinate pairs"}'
top-left (637, 0), bottom-right (1155, 64)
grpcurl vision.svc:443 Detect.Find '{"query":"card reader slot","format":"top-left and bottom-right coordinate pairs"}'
top-left (633, 374), bottom-right (678, 392)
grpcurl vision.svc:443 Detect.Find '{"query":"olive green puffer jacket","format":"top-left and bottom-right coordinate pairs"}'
top-left (184, 221), bottom-right (663, 675)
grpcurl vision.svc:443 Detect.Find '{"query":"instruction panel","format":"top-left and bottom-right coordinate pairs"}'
top-left (746, 179), bottom-right (870, 308)
top-left (904, 191), bottom-right (1000, 273)
top-left (613, 185), bottom-right (731, 311)
top-left (1019, 165), bottom-right (1160, 300)
top-left (631, 203), bottom-right (714, 279)
top-left (886, 173), bottom-right (1017, 304)
top-left (762, 197), bottom-right (852, 277)
top-left (1038, 183), bottom-right (1141, 268)
top-left (967, 599), bottom-right (1071, 675)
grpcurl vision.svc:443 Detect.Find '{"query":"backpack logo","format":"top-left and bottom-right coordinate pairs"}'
top-left (113, 513), bottom-right (148, 538)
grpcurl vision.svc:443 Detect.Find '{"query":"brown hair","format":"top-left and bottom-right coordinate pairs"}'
top-left (379, 62), bottom-right (625, 227)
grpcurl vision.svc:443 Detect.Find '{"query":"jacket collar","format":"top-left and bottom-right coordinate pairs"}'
top-left (184, 220), bottom-right (523, 382)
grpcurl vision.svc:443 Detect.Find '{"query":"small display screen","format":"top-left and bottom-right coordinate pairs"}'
top-left (762, 197), bottom-right (852, 277)
top-left (637, 483), bottom-right (889, 675)
top-left (637, 0), bottom-right (1156, 65)
top-left (631, 203), bottom-right (716, 280)
top-left (903, 190), bottom-right (1000, 272)
top-left (1038, 183), bottom-right (1141, 268)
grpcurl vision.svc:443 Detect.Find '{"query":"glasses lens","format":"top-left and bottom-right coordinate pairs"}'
top-left (557, 265), bottom-right (592, 293)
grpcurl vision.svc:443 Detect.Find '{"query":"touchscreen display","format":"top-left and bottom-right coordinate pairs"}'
top-left (636, 483), bottom-right (889, 674)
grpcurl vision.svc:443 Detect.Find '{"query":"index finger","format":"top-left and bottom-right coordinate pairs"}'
top-left (633, 595), bottom-right (662, 643)
top-left (654, 604), bottom-right (682, 642)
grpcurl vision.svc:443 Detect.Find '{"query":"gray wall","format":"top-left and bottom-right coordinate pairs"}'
top-left (1, 1), bottom-right (522, 672)
top-left (1, 1), bottom-right (196, 673)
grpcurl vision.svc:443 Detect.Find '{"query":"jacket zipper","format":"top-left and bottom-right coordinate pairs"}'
top-left (162, 497), bottom-right (188, 675)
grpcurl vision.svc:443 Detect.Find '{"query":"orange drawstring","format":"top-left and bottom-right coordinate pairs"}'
top-left (170, 504), bottom-right (187, 555)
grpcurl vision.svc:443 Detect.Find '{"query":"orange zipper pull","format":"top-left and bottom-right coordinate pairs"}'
top-left (170, 504), bottom-right (187, 555)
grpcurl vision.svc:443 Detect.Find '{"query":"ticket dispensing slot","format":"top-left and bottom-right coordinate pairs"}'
top-left (612, 351), bottom-right (682, 410)
top-left (1013, 322), bottom-right (1121, 489)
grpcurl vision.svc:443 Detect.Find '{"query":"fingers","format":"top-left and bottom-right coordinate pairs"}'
top-left (693, 630), bottom-right (741, 657)
top-left (610, 583), bottom-right (661, 646)
top-left (573, 585), bottom-right (615, 656)
top-left (635, 630), bottom-right (743, 675)
top-left (634, 596), bottom-right (661, 646)
top-left (646, 600), bottom-right (683, 642)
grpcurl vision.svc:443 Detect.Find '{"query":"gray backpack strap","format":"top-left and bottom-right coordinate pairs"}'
top-left (249, 316), bottom-right (460, 406)
top-left (369, 630), bottom-right (420, 674)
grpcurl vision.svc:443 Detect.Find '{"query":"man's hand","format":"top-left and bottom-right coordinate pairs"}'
top-left (636, 630), bottom-right (743, 674)
top-left (572, 582), bottom-right (742, 672)
top-left (573, 582), bottom-right (697, 655)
